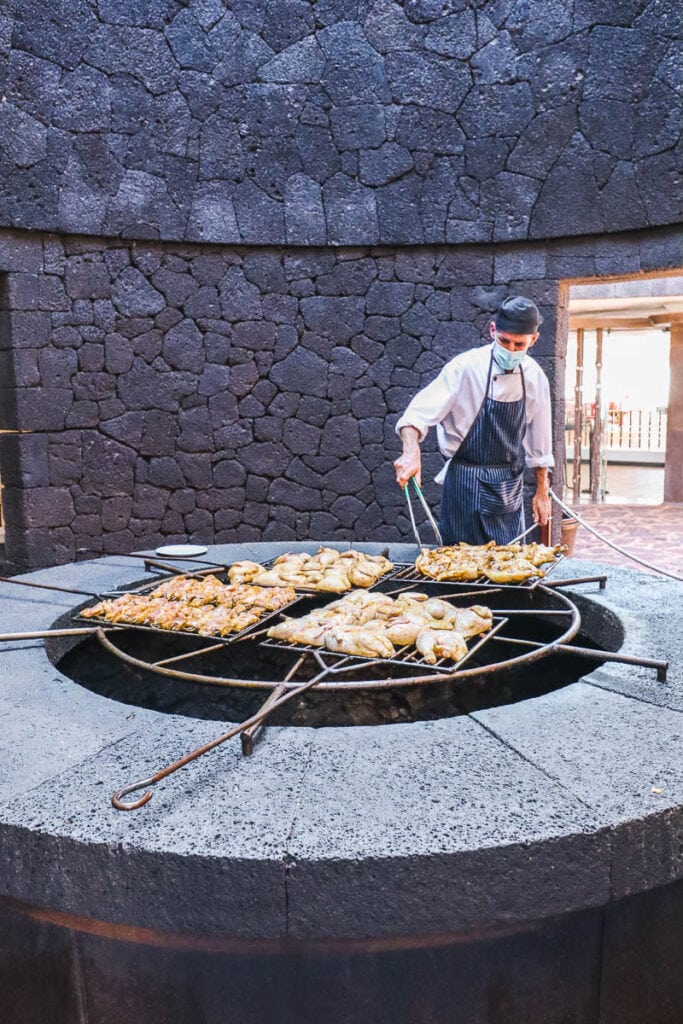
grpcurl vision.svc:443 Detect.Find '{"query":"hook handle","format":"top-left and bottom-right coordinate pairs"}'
top-left (112, 778), bottom-right (155, 811)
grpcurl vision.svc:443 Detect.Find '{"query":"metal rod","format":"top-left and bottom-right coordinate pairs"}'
top-left (242, 656), bottom-right (305, 755)
top-left (508, 521), bottom-right (540, 545)
top-left (550, 489), bottom-right (683, 583)
top-left (142, 560), bottom-right (226, 578)
top-left (0, 575), bottom-right (100, 598)
top-left (590, 327), bottom-right (603, 502)
top-left (490, 635), bottom-right (668, 681)
top-left (153, 642), bottom-right (226, 668)
top-left (112, 662), bottom-right (336, 811)
top-left (0, 627), bottom-right (101, 642)
top-left (491, 609), bottom-right (574, 615)
top-left (411, 479), bottom-right (444, 546)
top-left (241, 685), bottom-right (287, 756)
top-left (544, 574), bottom-right (607, 590)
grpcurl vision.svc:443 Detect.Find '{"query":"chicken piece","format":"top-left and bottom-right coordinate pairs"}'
top-left (250, 569), bottom-right (291, 587)
top-left (273, 553), bottom-right (310, 567)
top-left (310, 547), bottom-right (341, 567)
top-left (316, 570), bottom-right (352, 592)
top-left (228, 560), bottom-right (263, 585)
top-left (324, 625), bottom-right (396, 659)
top-left (422, 598), bottom-right (459, 624)
top-left (267, 618), bottom-right (333, 646)
top-left (415, 628), bottom-right (468, 664)
top-left (522, 543), bottom-right (566, 567)
top-left (450, 605), bottom-right (493, 638)
top-left (482, 557), bottom-right (539, 583)
top-left (383, 615), bottom-right (429, 647)
top-left (347, 563), bottom-right (380, 588)
top-left (80, 600), bottom-right (108, 619)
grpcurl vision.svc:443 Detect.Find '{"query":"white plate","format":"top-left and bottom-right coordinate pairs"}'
top-left (155, 545), bottom-right (208, 557)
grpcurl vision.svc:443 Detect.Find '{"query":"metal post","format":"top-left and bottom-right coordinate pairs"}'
top-left (590, 327), bottom-right (603, 502)
top-left (572, 328), bottom-right (584, 503)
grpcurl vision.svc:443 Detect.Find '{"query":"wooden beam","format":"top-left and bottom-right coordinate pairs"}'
top-left (572, 328), bottom-right (584, 504)
top-left (569, 313), bottom-right (682, 330)
top-left (569, 316), bottom-right (659, 330)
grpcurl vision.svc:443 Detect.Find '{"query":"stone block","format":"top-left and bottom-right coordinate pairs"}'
top-left (323, 175), bottom-right (379, 246)
top-left (8, 311), bottom-right (51, 349)
top-left (385, 51), bottom-right (470, 113)
top-left (15, 387), bottom-right (72, 430)
top-left (300, 295), bottom-right (365, 342)
top-left (112, 267), bottom-right (165, 316)
top-left (24, 486), bottom-right (75, 528)
top-left (284, 173), bottom-right (326, 245)
top-left (271, 347), bottom-right (328, 396)
top-left (162, 318), bottom-right (205, 373)
top-left (82, 434), bottom-right (135, 497)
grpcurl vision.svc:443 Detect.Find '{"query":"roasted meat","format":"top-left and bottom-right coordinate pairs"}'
top-left (415, 542), bottom-right (566, 583)
top-left (228, 548), bottom-right (394, 592)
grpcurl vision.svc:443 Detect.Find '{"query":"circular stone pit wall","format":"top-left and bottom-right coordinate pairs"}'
top-left (0, 544), bottom-right (682, 1022)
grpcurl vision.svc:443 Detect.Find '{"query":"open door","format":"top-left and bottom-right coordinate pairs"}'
top-left (566, 275), bottom-right (683, 506)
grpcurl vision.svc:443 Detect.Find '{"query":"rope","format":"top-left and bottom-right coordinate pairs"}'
top-left (549, 489), bottom-right (683, 583)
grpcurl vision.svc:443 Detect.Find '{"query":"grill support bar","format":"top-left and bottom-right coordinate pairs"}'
top-left (241, 656), bottom-right (306, 755)
top-left (491, 635), bottom-right (668, 681)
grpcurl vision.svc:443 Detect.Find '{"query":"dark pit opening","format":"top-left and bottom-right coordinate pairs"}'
top-left (51, 584), bottom-right (624, 727)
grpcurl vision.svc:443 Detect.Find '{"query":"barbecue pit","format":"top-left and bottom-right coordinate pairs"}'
top-left (0, 542), bottom-right (681, 1024)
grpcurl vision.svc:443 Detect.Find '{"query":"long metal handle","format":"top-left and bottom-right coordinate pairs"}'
top-left (111, 661), bottom-right (336, 810)
top-left (0, 575), bottom-right (100, 598)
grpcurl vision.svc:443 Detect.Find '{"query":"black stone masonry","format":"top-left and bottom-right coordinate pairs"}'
top-left (1, 1), bottom-right (680, 244)
top-left (0, 1), bottom-right (680, 566)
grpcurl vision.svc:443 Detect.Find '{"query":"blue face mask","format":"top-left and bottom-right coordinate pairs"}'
top-left (493, 341), bottom-right (526, 372)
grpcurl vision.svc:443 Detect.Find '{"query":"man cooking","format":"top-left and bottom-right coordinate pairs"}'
top-left (394, 295), bottom-right (553, 545)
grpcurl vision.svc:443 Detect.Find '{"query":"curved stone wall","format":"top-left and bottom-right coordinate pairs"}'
top-left (1, 1), bottom-right (680, 245)
top-left (0, 225), bottom-right (679, 566)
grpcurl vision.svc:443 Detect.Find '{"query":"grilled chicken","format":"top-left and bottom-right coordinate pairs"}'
top-left (228, 548), bottom-right (393, 592)
top-left (324, 625), bottom-right (396, 659)
top-left (227, 561), bottom-right (262, 584)
top-left (415, 629), bottom-right (468, 665)
top-left (450, 605), bottom-right (493, 638)
top-left (265, 590), bottom-right (492, 664)
top-left (416, 541), bottom-right (566, 583)
top-left (383, 615), bottom-right (430, 647)
top-left (80, 580), bottom-right (294, 636)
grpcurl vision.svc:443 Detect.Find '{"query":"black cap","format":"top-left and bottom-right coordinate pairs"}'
top-left (494, 296), bottom-right (542, 334)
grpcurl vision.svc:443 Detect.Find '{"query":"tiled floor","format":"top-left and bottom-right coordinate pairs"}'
top-left (565, 502), bottom-right (683, 578)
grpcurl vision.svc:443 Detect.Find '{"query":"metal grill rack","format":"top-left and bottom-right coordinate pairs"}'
top-left (261, 616), bottom-right (509, 675)
top-left (250, 555), bottom-right (396, 594)
top-left (388, 554), bottom-right (566, 590)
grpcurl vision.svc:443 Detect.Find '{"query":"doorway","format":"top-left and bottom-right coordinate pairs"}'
top-left (565, 275), bottom-right (683, 506)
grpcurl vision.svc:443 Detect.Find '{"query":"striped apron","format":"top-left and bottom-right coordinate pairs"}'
top-left (439, 356), bottom-right (527, 546)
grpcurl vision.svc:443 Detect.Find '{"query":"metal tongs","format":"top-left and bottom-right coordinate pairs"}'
top-left (403, 476), bottom-right (443, 548)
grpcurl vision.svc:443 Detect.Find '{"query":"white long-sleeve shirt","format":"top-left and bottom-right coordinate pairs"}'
top-left (395, 343), bottom-right (554, 484)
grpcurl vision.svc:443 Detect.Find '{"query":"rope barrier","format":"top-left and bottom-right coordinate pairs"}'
top-left (549, 489), bottom-right (683, 584)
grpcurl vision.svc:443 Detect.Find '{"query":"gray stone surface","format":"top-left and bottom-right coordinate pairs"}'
top-left (2, 2), bottom-right (679, 244)
top-left (0, 548), bottom-right (681, 945)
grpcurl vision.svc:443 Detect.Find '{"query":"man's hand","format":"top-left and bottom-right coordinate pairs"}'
top-left (532, 489), bottom-right (551, 525)
top-left (532, 466), bottom-right (551, 525)
top-left (394, 427), bottom-right (422, 488)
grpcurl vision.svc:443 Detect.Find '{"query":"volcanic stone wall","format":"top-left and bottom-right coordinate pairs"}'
top-left (1, 1), bottom-right (680, 245)
top-left (0, 226), bottom-right (680, 566)
top-left (0, 1), bottom-right (681, 566)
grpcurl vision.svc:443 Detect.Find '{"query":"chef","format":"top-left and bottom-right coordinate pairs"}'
top-left (393, 295), bottom-right (553, 545)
